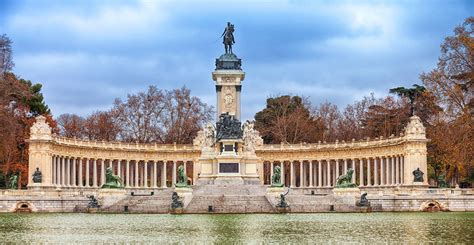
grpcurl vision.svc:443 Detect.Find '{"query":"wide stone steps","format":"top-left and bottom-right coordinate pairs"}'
top-left (102, 189), bottom-right (173, 213)
top-left (185, 185), bottom-right (274, 213)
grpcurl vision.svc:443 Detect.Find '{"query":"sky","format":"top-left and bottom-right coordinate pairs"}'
top-left (0, 0), bottom-right (472, 121)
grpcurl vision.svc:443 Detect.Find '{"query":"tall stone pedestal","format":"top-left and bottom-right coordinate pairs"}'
top-left (333, 187), bottom-right (361, 212)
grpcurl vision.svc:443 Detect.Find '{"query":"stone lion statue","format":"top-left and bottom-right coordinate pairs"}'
top-left (336, 168), bottom-right (357, 188)
top-left (271, 166), bottom-right (284, 187)
top-left (101, 167), bottom-right (123, 188)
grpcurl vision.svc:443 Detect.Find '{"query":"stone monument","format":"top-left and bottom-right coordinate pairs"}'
top-left (197, 22), bottom-right (262, 185)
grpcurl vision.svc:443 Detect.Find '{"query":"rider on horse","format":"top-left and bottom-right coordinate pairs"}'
top-left (221, 22), bottom-right (235, 54)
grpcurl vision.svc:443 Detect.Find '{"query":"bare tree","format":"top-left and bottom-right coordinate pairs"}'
top-left (111, 86), bottom-right (166, 143)
top-left (161, 86), bottom-right (213, 144)
top-left (0, 34), bottom-right (14, 75)
top-left (84, 111), bottom-right (119, 141)
top-left (56, 113), bottom-right (86, 138)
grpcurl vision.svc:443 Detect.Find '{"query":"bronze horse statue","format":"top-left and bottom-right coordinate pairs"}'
top-left (221, 22), bottom-right (235, 54)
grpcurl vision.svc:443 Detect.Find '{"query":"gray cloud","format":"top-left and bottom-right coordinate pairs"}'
top-left (1, 0), bottom-right (471, 121)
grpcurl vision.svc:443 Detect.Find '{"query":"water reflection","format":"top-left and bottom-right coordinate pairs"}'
top-left (0, 213), bottom-right (473, 243)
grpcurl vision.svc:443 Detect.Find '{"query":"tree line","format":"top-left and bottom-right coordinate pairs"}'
top-left (254, 17), bottom-right (473, 187)
top-left (0, 17), bottom-right (472, 188)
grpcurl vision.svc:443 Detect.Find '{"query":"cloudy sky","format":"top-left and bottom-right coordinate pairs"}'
top-left (1, 0), bottom-right (472, 120)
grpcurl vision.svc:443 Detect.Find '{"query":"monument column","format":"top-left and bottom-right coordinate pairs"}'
top-left (344, 159), bottom-right (348, 174)
top-left (93, 159), bottom-right (98, 187)
top-left (125, 160), bottom-right (130, 187)
top-left (359, 158), bottom-right (364, 187)
top-left (85, 158), bottom-right (89, 187)
top-left (298, 160), bottom-right (302, 187)
top-left (290, 161), bottom-right (295, 187)
top-left (78, 158), bottom-right (83, 187)
top-left (172, 161), bottom-right (177, 186)
top-left (281, 161), bottom-right (285, 186)
top-left (367, 158), bottom-right (371, 186)
top-left (144, 161), bottom-right (148, 188)
top-left (153, 161), bottom-right (158, 188)
top-left (374, 157), bottom-right (379, 186)
top-left (134, 160), bottom-right (139, 187)
top-left (352, 159), bottom-right (356, 184)
top-left (162, 161), bottom-right (167, 188)
top-left (326, 159), bottom-right (331, 187)
top-left (318, 160), bottom-right (322, 187)
top-left (309, 160), bottom-right (313, 187)
top-left (101, 159), bottom-right (106, 186)
top-left (56, 156), bottom-right (61, 187)
top-left (270, 162), bottom-right (274, 183)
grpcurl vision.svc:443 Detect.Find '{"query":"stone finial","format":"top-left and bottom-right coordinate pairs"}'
top-left (404, 115), bottom-right (426, 140)
top-left (30, 115), bottom-right (52, 140)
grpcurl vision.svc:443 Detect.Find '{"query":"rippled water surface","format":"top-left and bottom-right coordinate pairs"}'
top-left (1, 212), bottom-right (473, 243)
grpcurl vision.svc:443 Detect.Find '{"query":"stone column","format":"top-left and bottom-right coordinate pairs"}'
top-left (56, 156), bottom-right (61, 187)
top-left (72, 157), bottom-right (77, 187)
top-left (294, 161), bottom-right (299, 187)
top-left (93, 159), bottom-right (98, 188)
top-left (290, 160), bottom-right (295, 187)
top-left (367, 158), bottom-right (371, 186)
top-left (117, 160), bottom-right (121, 179)
top-left (101, 159), bottom-right (106, 186)
top-left (184, 161), bottom-right (188, 178)
top-left (144, 161), bottom-right (148, 188)
top-left (391, 156), bottom-right (395, 186)
top-left (309, 160), bottom-right (313, 187)
top-left (318, 160), bottom-right (322, 187)
top-left (66, 157), bottom-right (71, 186)
top-left (326, 159), bottom-right (331, 187)
top-left (51, 156), bottom-right (56, 186)
top-left (352, 159), bottom-right (356, 184)
top-left (270, 161), bottom-right (274, 183)
top-left (374, 157), bottom-right (379, 186)
top-left (359, 158), bottom-right (364, 187)
top-left (335, 160), bottom-right (339, 181)
top-left (162, 161), bottom-right (167, 188)
top-left (300, 160), bottom-right (306, 187)
top-left (78, 158), bottom-right (83, 187)
top-left (172, 161), bottom-right (177, 186)
top-left (281, 161), bottom-right (285, 186)
top-left (134, 160), bottom-right (139, 187)
top-left (380, 157), bottom-right (385, 186)
top-left (85, 158), bottom-right (89, 187)
top-left (401, 156), bottom-right (404, 184)
top-left (395, 156), bottom-right (400, 185)
top-left (153, 161), bottom-right (158, 188)
top-left (125, 160), bottom-right (130, 187)
top-left (343, 159), bottom-right (347, 175)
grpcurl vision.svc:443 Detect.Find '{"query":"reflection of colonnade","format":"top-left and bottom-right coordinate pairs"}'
top-left (49, 157), bottom-right (195, 188)
top-left (262, 156), bottom-right (404, 187)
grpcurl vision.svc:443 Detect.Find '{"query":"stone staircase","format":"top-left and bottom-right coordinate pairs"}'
top-left (102, 189), bottom-right (173, 213)
top-left (185, 185), bottom-right (275, 213)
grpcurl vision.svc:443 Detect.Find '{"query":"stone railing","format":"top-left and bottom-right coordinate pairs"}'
top-left (52, 135), bottom-right (196, 152)
top-left (257, 135), bottom-right (406, 151)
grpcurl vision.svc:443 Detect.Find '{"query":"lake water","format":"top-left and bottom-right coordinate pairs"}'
top-left (1, 212), bottom-right (473, 243)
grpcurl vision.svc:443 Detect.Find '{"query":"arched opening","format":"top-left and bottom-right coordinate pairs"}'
top-left (421, 200), bottom-right (444, 212)
top-left (15, 202), bottom-right (32, 213)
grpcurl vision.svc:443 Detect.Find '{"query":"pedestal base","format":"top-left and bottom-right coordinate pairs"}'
top-left (333, 187), bottom-right (361, 196)
top-left (214, 176), bottom-right (244, 185)
top-left (175, 187), bottom-right (193, 209)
